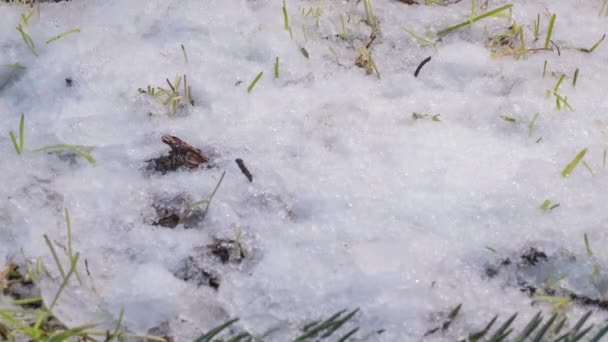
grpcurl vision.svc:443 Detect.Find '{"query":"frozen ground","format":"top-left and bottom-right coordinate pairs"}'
top-left (2, 0), bottom-right (608, 340)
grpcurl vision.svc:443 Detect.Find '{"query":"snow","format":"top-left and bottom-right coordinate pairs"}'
top-left (2, 0), bottom-right (608, 340)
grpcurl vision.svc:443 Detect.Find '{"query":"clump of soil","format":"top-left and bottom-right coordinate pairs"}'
top-left (483, 246), bottom-right (608, 311)
top-left (173, 256), bottom-right (220, 290)
top-left (2, 264), bottom-right (42, 309)
top-left (150, 193), bottom-right (206, 229)
top-left (208, 238), bottom-right (245, 264)
top-left (147, 135), bottom-right (208, 174)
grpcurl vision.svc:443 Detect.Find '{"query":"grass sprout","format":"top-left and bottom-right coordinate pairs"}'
top-left (528, 112), bottom-right (540, 137)
top-left (16, 23), bottom-right (37, 56)
top-left (34, 144), bottom-right (96, 165)
top-left (139, 74), bottom-right (194, 114)
top-left (403, 27), bottom-right (436, 46)
top-left (362, 0), bottom-right (377, 36)
top-left (181, 43), bottom-right (188, 63)
top-left (2, 63), bottom-right (27, 70)
top-left (282, 0), bottom-right (292, 37)
top-left (274, 57), bottom-right (279, 79)
top-left (544, 13), bottom-right (556, 49)
top-left (562, 148), bottom-right (588, 177)
top-left (437, 4), bottom-right (513, 37)
top-left (579, 33), bottom-right (606, 53)
top-left (573, 68), bottom-right (579, 87)
top-left (533, 13), bottom-right (540, 41)
top-left (554, 74), bottom-right (566, 91)
top-left (247, 71), bottom-right (263, 93)
top-left (9, 113), bottom-right (25, 155)
top-left (45, 28), bottom-right (80, 44)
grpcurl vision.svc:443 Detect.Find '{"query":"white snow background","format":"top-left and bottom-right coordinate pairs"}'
top-left (2, 0), bottom-right (608, 340)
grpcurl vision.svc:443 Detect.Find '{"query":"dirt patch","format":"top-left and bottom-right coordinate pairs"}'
top-left (146, 135), bottom-right (209, 174)
top-left (173, 256), bottom-right (220, 290)
top-left (483, 246), bottom-right (608, 311)
top-left (149, 193), bottom-right (206, 229)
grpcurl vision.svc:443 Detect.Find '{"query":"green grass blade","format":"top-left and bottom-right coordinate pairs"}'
top-left (437, 4), bottom-right (513, 37)
top-left (580, 34), bottom-right (606, 53)
top-left (488, 313), bottom-right (517, 341)
top-left (337, 327), bottom-right (359, 342)
top-left (49, 252), bottom-right (80, 310)
top-left (47, 324), bottom-right (96, 342)
top-left (247, 72), bottom-right (263, 93)
top-left (43, 234), bottom-right (66, 279)
top-left (194, 318), bottom-right (239, 342)
top-left (46, 28), bottom-right (80, 44)
top-left (469, 315), bottom-right (498, 341)
top-left (531, 313), bottom-right (557, 342)
top-left (274, 57), bottom-right (279, 79)
top-left (544, 14), bottom-right (556, 49)
top-left (561, 148), bottom-right (588, 177)
top-left (9, 132), bottom-right (21, 155)
top-left (18, 114), bottom-right (24, 151)
top-left (589, 324), bottom-right (608, 342)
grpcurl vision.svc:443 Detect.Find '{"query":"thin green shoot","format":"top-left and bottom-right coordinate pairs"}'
top-left (46, 28), bottom-right (80, 44)
top-left (300, 46), bottom-right (310, 59)
top-left (108, 309), bottom-right (124, 341)
top-left (9, 113), bottom-right (25, 155)
top-left (247, 71), bottom-right (263, 93)
top-left (437, 4), bottom-right (513, 37)
top-left (553, 74), bottom-right (566, 92)
top-left (181, 44), bottom-right (188, 64)
top-left (544, 14), bottom-right (556, 49)
top-left (554, 92), bottom-right (573, 111)
top-left (500, 115), bottom-right (516, 123)
top-left (2, 63), bottom-right (26, 69)
top-left (20, 9), bottom-right (34, 25)
top-left (43, 234), bottom-right (66, 279)
top-left (579, 33), bottom-right (606, 53)
top-left (533, 13), bottom-right (540, 41)
top-left (562, 148), bottom-right (588, 177)
top-left (34, 144), bottom-right (96, 165)
top-left (363, 0), bottom-right (377, 36)
top-left (573, 68), bottom-right (579, 87)
top-left (301, 24), bottom-right (308, 42)
top-left (536, 137), bottom-right (542, 143)
top-left (403, 27), bottom-right (436, 47)
top-left (63, 208), bottom-right (82, 285)
top-left (584, 233), bottom-right (593, 256)
top-left (188, 171), bottom-right (226, 220)
top-left (194, 318), bottom-right (239, 342)
top-left (542, 60), bottom-right (547, 77)
top-left (517, 25), bottom-right (525, 58)
top-left (274, 57), bottom-right (279, 79)
top-left (339, 14), bottom-right (347, 39)
top-left (528, 112), bottom-right (539, 137)
top-left (539, 199), bottom-right (551, 210)
top-left (16, 24), bottom-right (37, 56)
top-left (583, 161), bottom-right (595, 175)
top-left (282, 0), bottom-right (292, 38)
top-left (183, 74), bottom-right (192, 106)
top-left (485, 246), bottom-right (497, 253)
top-left (469, 0), bottom-right (476, 22)
top-left (48, 252), bottom-right (80, 310)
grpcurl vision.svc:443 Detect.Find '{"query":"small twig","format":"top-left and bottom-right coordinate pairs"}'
top-left (235, 158), bottom-right (253, 182)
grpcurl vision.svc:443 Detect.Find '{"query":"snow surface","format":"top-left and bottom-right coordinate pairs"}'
top-left (2, 0), bottom-right (608, 340)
